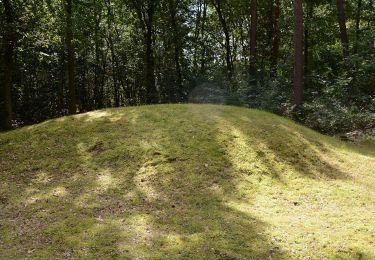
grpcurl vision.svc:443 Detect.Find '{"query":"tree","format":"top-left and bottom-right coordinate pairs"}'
top-left (270, 0), bottom-right (280, 77)
top-left (192, 0), bottom-right (208, 76)
top-left (304, 1), bottom-right (313, 76)
top-left (211, 0), bottom-right (233, 80)
top-left (249, 0), bottom-right (257, 78)
top-left (354, 0), bottom-right (362, 53)
top-left (64, 0), bottom-right (77, 114)
top-left (1, 0), bottom-right (15, 130)
top-left (293, 0), bottom-right (304, 107)
top-left (130, 0), bottom-right (159, 104)
top-left (167, 0), bottom-right (183, 100)
top-left (1, 0), bottom-right (374, 133)
top-left (336, 0), bottom-right (349, 58)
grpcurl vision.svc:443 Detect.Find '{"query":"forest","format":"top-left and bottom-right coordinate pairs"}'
top-left (1, 0), bottom-right (374, 134)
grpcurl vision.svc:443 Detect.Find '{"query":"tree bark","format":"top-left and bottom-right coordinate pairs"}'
top-left (94, 11), bottom-right (103, 109)
top-left (105, 0), bottom-right (120, 107)
top-left (212, 0), bottom-right (233, 80)
top-left (304, 3), bottom-right (313, 75)
top-left (293, 0), bottom-right (304, 107)
top-left (64, 0), bottom-right (76, 114)
top-left (336, 0), bottom-right (350, 58)
top-left (354, 0), bottom-right (362, 53)
top-left (270, 0), bottom-right (280, 77)
top-left (200, 1), bottom-right (208, 75)
top-left (168, 0), bottom-right (183, 100)
top-left (249, 0), bottom-right (257, 77)
top-left (1, 0), bottom-right (15, 130)
top-left (131, 0), bottom-right (158, 104)
top-left (145, 4), bottom-right (158, 104)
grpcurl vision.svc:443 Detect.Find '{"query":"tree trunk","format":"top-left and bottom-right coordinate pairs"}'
top-left (304, 3), bottom-right (313, 75)
top-left (94, 12), bottom-right (102, 109)
top-left (193, 0), bottom-right (203, 73)
top-left (212, 0), bottom-right (233, 80)
top-left (168, 0), bottom-right (183, 100)
top-left (336, 0), bottom-right (349, 58)
top-left (293, 0), bottom-right (304, 107)
top-left (59, 47), bottom-right (66, 111)
top-left (145, 8), bottom-right (158, 104)
top-left (200, 1), bottom-right (208, 75)
top-left (131, 0), bottom-right (158, 104)
top-left (1, 0), bottom-right (15, 130)
top-left (270, 0), bottom-right (280, 77)
top-left (249, 0), bottom-right (257, 77)
top-left (354, 0), bottom-right (362, 53)
top-left (64, 0), bottom-right (76, 114)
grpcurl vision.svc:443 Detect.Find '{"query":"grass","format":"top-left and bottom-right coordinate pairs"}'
top-left (0, 104), bottom-right (374, 259)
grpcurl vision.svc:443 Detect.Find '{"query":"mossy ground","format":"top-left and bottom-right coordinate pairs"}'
top-left (0, 104), bottom-right (374, 259)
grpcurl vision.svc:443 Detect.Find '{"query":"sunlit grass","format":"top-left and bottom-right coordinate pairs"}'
top-left (0, 104), bottom-right (374, 259)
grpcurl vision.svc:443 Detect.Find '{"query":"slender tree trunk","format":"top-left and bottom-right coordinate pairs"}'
top-left (336, 0), bottom-right (350, 58)
top-left (131, 0), bottom-right (158, 104)
top-left (293, 0), bottom-right (304, 107)
top-left (304, 3), bottom-right (313, 75)
top-left (212, 0), bottom-right (233, 80)
top-left (80, 53), bottom-right (87, 112)
top-left (200, 1), bottom-right (208, 75)
top-left (109, 36), bottom-right (119, 107)
top-left (270, 0), bottom-right (280, 77)
top-left (193, 0), bottom-right (202, 73)
top-left (64, 0), bottom-right (76, 114)
top-left (249, 0), bottom-right (257, 77)
top-left (354, 0), bottom-right (362, 53)
top-left (94, 14), bottom-right (102, 109)
top-left (145, 10), bottom-right (158, 104)
top-left (168, 0), bottom-right (183, 99)
top-left (223, 28), bottom-right (232, 80)
top-left (105, 0), bottom-right (121, 107)
top-left (59, 47), bottom-right (66, 111)
top-left (1, 0), bottom-right (15, 130)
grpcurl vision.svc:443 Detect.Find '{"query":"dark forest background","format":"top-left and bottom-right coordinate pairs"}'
top-left (1, 0), bottom-right (374, 134)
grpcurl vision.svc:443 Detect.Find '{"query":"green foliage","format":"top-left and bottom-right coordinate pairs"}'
top-left (0, 0), bottom-right (374, 134)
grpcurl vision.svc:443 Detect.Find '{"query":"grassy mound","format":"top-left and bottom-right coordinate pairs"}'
top-left (1, 104), bottom-right (374, 259)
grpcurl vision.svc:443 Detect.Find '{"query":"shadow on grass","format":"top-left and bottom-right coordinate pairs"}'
top-left (0, 104), bottom-right (371, 259)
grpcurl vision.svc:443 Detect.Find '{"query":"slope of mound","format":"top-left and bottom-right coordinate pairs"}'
top-left (1, 104), bottom-right (374, 259)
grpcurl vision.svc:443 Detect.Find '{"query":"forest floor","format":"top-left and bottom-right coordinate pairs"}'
top-left (1, 104), bottom-right (375, 259)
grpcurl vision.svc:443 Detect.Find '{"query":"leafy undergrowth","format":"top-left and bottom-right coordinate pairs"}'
top-left (1, 104), bottom-right (375, 259)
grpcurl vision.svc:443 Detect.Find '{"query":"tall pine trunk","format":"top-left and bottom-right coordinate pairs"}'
top-left (270, 0), bottom-right (280, 77)
top-left (64, 0), bottom-right (76, 114)
top-left (354, 0), bottom-right (362, 53)
top-left (200, 1), bottom-right (208, 75)
top-left (94, 12), bottom-right (102, 109)
top-left (212, 0), bottom-right (233, 80)
top-left (293, 0), bottom-right (304, 107)
top-left (2, 0), bottom-right (15, 130)
top-left (336, 0), bottom-right (349, 58)
top-left (145, 8), bottom-right (158, 104)
top-left (304, 3), bottom-right (313, 75)
top-left (168, 0), bottom-right (183, 101)
top-left (249, 0), bottom-right (257, 78)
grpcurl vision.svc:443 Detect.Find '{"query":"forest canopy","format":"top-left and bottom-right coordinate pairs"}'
top-left (0, 0), bottom-right (374, 134)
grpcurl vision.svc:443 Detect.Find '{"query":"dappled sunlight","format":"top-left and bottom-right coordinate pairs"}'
top-left (1, 105), bottom-right (374, 258)
top-left (214, 116), bottom-right (288, 181)
top-left (96, 169), bottom-right (119, 192)
top-left (32, 171), bottom-right (52, 185)
top-left (134, 164), bottom-right (162, 201)
top-left (76, 111), bottom-right (112, 122)
top-left (25, 186), bottom-right (68, 205)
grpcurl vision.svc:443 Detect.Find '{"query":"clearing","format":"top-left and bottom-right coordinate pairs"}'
top-left (0, 104), bottom-right (374, 259)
